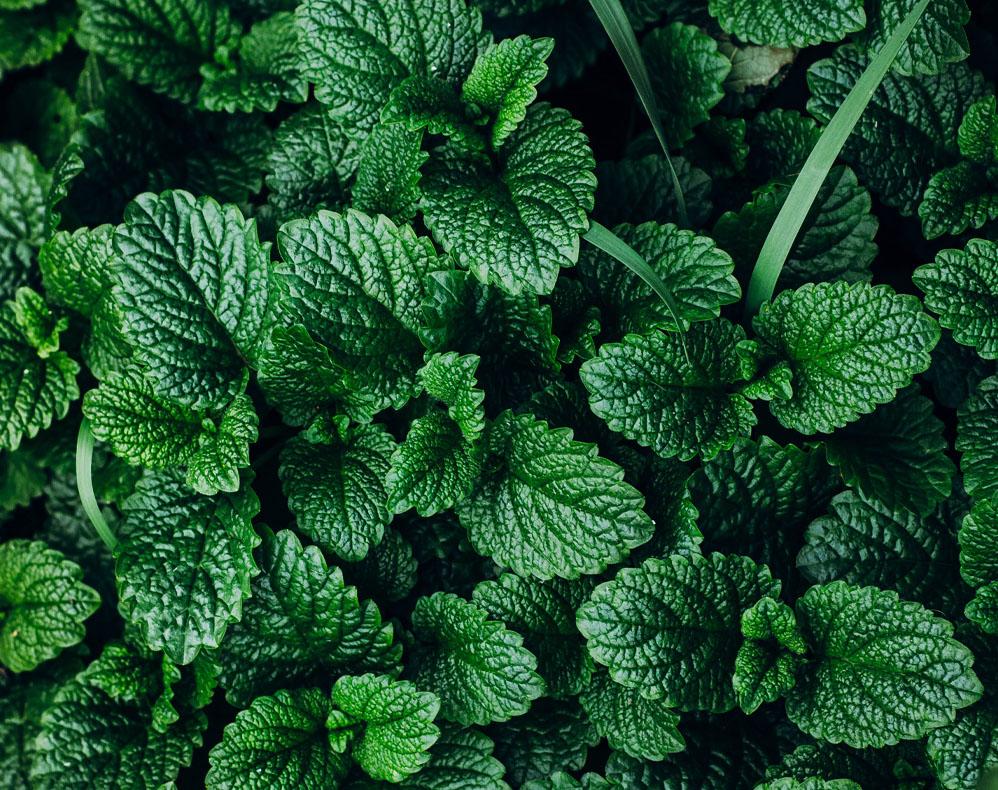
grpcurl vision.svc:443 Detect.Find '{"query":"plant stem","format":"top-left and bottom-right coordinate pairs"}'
top-left (588, 0), bottom-right (688, 227)
top-left (76, 417), bottom-right (117, 552)
top-left (744, 0), bottom-right (932, 316)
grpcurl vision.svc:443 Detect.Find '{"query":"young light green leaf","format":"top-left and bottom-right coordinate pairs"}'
top-left (421, 103), bottom-right (595, 296)
top-left (406, 592), bottom-right (544, 725)
top-left (77, 0), bottom-right (240, 102)
top-left (275, 209), bottom-right (440, 415)
top-left (822, 384), bottom-right (954, 516)
top-left (84, 372), bottom-right (258, 496)
top-left (0, 539), bottom-right (99, 672)
top-left (752, 281), bottom-right (938, 434)
top-left (456, 410), bottom-right (653, 579)
top-left (474, 573), bottom-right (595, 698)
top-left (579, 669), bottom-right (684, 761)
top-left (0, 287), bottom-right (79, 451)
top-left (332, 673), bottom-right (440, 782)
top-left (915, 239), bottom-right (998, 359)
top-left (381, 75), bottom-right (485, 145)
top-left (708, 0), bottom-right (864, 48)
top-left (787, 582), bottom-right (982, 747)
top-left (580, 320), bottom-right (758, 461)
top-left (577, 553), bottom-right (780, 712)
top-left (112, 190), bottom-right (275, 411)
top-left (418, 352), bottom-right (486, 440)
top-left (462, 35), bottom-right (553, 148)
top-left (207, 688), bottom-right (349, 790)
top-left (279, 421), bottom-right (395, 562)
top-left (219, 528), bottom-right (400, 707)
top-left (734, 597), bottom-right (806, 714)
top-left (296, 0), bottom-right (486, 130)
top-left (115, 471), bottom-right (260, 665)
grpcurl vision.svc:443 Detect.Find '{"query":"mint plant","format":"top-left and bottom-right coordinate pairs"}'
top-left (1, 0), bottom-right (997, 787)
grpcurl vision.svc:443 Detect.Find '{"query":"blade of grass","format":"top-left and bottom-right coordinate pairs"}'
top-left (744, 0), bottom-right (932, 316)
top-left (584, 221), bottom-right (691, 361)
top-left (76, 417), bottom-right (117, 551)
top-left (588, 0), bottom-right (688, 227)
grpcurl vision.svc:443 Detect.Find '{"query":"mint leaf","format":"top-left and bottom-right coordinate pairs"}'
top-left (38, 224), bottom-right (113, 318)
top-left (576, 221), bottom-right (740, 337)
top-left (967, 583), bottom-right (998, 633)
top-left (198, 12), bottom-right (308, 113)
top-left (473, 572), bottom-right (595, 698)
top-left (490, 699), bottom-right (596, 784)
top-left (822, 384), bottom-right (954, 516)
top-left (959, 495), bottom-right (998, 589)
top-left (77, 0), bottom-right (240, 102)
top-left (275, 209), bottom-right (440, 415)
top-left (0, 288), bottom-right (78, 451)
top-left (919, 162), bottom-right (998, 239)
top-left (807, 49), bottom-right (988, 215)
top-left (406, 592), bottom-right (544, 725)
top-left (580, 320), bottom-right (758, 461)
top-left (418, 352), bottom-right (486, 440)
top-left (734, 597), bottom-right (806, 714)
top-left (382, 75), bottom-right (486, 145)
top-left (577, 553), bottom-right (780, 712)
top-left (351, 122), bottom-right (428, 223)
top-left (0, 143), bottom-right (48, 300)
top-left (206, 687), bottom-right (350, 789)
top-left (708, 0), bottom-right (864, 47)
top-left (112, 190), bottom-right (274, 411)
top-left (32, 681), bottom-right (206, 789)
top-left (219, 528), bottom-right (400, 706)
top-left (926, 704), bottom-right (998, 790)
top-left (421, 102), bottom-right (595, 296)
top-left (861, 0), bottom-right (970, 77)
top-left (0, 2), bottom-right (74, 78)
top-left (279, 420), bottom-right (395, 561)
top-left (391, 723), bottom-right (507, 789)
top-left (296, 0), bottom-right (486, 130)
top-left (916, 239), bottom-right (998, 359)
top-left (264, 103), bottom-right (358, 225)
top-left (594, 154), bottom-right (713, 229)
top-left (0, 539), bottom-right (99, 672)
top-left (456, 410), bottom-right (652, 579)
top-left (84, 372), bottom-right (258, 496)
top-left (643, 22), bottom-right (730, 147)
top-left (579, 669), bottom-right (684, 760)
top-left (387, 411), bottom-right (482, 517)
top-left (713, 166), bottom-right (877, 290)
top-left (752, 281), bottom-right (939, 434)
top-left (343, 528), bottom-right (417, 604)
top-left (116, 471), bottom-right (260, 665)
top-left (957, 376), bottom-right (998, 500)
top-left (462, 35), bottom-right (552, 148)
top-left (799, 491), bottom-right (964, 612)
top-left (332, 673), bottom-right (440, 781)
top-left (787, 582), bottom-right (983, 747)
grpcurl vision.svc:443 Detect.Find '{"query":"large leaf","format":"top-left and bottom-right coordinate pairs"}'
top-left (753, 281), bottom-right (938, 434)
top-left (115, 471), bottom-right (260, 665)
top-left (580, 320), bottom-right (757, 461)
top-left (456, 410), bottom-right (652, 579)
top-left (786, 582), bottom-right (982, 747)
top-left (577, 553), bottom-right (780, 713)
top-left (708, 0), bottom-right (864, 48)
top-left (112, 190), bottom-right (274, 411)
top-left (420, 102), bottom-right (595, 296)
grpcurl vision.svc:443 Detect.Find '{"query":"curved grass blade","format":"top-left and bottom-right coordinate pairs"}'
top-left (76, 417), bottom-right (117, 551)
top-left (588, 0), bottom-right (688, 227)
top-left (744, 0), bottom-right (932, 315)
top-left (584, 221), bottom-right (691, 361)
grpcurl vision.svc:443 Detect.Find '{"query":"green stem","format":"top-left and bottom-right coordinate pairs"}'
top-left (744, 0), bottom-right (932, 316)
top-left (588, 0), bottom-right (688, 227)
top-left (76, 417), bottom-right (117, 552)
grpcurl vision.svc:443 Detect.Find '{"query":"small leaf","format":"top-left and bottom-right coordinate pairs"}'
top-left (957, 376), bottom-right (998, 500)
